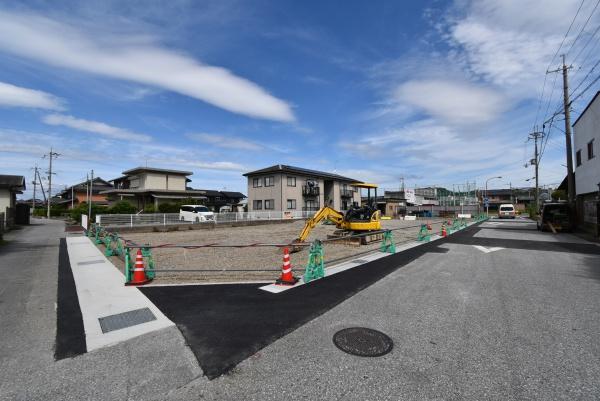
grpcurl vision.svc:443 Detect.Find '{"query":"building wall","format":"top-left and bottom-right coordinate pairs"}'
top-left (246, 172), bottom-right (360, 211)
top-left (0, 189), bottom-right (11, 223)
top-left (574, 94), bottom-right (600, 195)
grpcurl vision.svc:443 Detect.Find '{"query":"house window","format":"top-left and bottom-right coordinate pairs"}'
top-left (588, 139), bottom-right (595, 159)
top-left (264, 176), bottom-right (274, 187)
top-left (264, 199), bottom-right (274, 209)
top-left (287, 199), bottom-right (296, 209)
top-left (253, 200), bottom-right (262, 210)
top-left (287, 176), bottom-right (296, 187)
top-left (576, 150), bottom-right (582, 166)
top-left (253, 178), bottom-right (262, 188)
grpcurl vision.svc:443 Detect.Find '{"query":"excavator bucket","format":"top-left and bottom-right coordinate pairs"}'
top-left (289, 238), bottom-right (306, 253)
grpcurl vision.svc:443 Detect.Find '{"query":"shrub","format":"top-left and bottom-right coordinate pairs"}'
top-left (70, 202), bottom-right (109, 222)
top-left (143, 204), bottom-right (155, 213)
top-left (108, 201), bottom-right (137, 214)
top-left (158, 202), bottom-right (180, 213)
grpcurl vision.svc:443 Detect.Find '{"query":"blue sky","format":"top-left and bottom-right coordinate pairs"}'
top-left (1, 0), bottom-right (599, 198)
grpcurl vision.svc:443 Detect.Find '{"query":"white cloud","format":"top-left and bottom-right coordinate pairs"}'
top-left (43, 114), bottom-right (152, 142)
top-left (0, 81), bottom-right (65, 110)
top-left (0, 10), bottom-right (295, 122)
top-left (186, 133), bottom-right (261, 151)
top-left (395, 79), bottom-right (508, 125)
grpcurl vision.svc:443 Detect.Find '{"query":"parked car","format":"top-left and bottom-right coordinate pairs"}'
top-left (537, 202), bottom-right (573, 232)
top-left (179, 205), bottom-right (215, 222)
top-left (498, 204), bottom-right (516, 219)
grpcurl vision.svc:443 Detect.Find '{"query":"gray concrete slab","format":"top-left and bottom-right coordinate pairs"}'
top-left (0, 219), bottom-right (202, 401)
top-left (163, 221), bottom-right (600, 401)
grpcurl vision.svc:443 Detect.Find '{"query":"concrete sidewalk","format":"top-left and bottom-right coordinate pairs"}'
top-left (0, 219), bottom-right (201, 401)
top-left (66, 235), bottom-right (173, 351)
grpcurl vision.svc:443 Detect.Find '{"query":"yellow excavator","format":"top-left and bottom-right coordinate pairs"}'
top-left (294, 183), bottom-right (382, 246)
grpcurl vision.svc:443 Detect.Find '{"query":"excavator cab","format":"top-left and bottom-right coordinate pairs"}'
top-left (345, 183), bottom-right (378, 222)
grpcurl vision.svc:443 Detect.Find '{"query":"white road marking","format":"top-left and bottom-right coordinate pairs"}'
top-left (473, 245), bottom-right (504, 253)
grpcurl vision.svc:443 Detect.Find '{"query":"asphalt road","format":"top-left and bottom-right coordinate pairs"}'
top-left (0, 219), bottom-right (201, 401)
top-left (161, 218), bottom-right (600, 401)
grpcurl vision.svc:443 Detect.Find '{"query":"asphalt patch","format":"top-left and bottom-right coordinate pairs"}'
top-left (55, 238), bottom-right (86, 360)
top-left (140, 226), bottom-right (478, 379)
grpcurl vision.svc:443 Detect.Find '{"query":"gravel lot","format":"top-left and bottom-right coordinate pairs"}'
top-left (106, 218), bottom-right (453, 283)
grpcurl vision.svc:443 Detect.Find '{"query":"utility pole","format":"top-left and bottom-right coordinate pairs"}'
top-left (88, 169), bottom-right (94, 221)
top-left (548, 55), bottom-right (575, 203)
top-left (31, 166), bottom-right (38, 211)
top-left (36, 168), bottom-right (46, 204)
top-left (43, 148), bottom-right (60, 219)
top-left (529, 130), bottom-right (544, 214)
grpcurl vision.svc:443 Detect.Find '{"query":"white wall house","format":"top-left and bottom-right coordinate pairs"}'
top-left (573, 91), bottom-right (600, 234)
top-left (0, 175), bottom-right (26, 228)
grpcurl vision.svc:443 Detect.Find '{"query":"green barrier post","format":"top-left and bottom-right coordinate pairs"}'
top-left (380, 230), bottom-right (396, 254)
top-left (304, 240), bottom-right (325, 283)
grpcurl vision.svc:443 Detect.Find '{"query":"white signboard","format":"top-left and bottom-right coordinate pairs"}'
top-left (81, 214), bottom-right (88, 230)
top-left (405, 188), bottom-right (416, 204)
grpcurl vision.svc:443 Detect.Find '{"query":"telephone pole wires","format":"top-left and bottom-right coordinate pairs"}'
top-left (43, 148), bottom-right (60, 219)
top-left (548, 54), bottom-right (576, 204)
top-left (529, 130), bottom-right (544, 214)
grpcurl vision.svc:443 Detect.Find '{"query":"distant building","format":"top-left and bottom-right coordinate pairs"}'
top-left (243, 164), bottom-right (362, 212)
top-left (101, 167), bottom-right (207, 210)
top-left (189, 189), bottom-right (246, 212)
top-left (57, 177), bottom-right (113, 209)
top-left (480, 187), bottom-right (542, 211)
top-left (573, 91), bottom-right (600, 234)
top-left (0, 175), bottom-right (26, 228)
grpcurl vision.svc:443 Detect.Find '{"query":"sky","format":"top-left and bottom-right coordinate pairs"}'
top-left (1, 0), bottom-right (600, 199)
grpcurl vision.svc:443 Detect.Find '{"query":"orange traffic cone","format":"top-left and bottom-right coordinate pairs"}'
top-left (126, 249), bottom-right (152, 286)
top-left (276, 247), bottom-right (298, 285)
top-left (441, 223), bottom-right (447, 237)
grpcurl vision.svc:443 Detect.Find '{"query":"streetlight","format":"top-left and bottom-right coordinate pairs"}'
top-left (485, 176), bottom-right (502, 217)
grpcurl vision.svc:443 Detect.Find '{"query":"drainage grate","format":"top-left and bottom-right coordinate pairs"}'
top-left (333, 327), bottom-right (393, 357)
top-left (352, 259), bottom-right (370, 264)
top-left (98, 308), bottom-right (156, 333)
top-left (77, 260), bottom-right (105, 266)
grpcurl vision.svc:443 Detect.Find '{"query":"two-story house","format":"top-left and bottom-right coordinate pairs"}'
top-left (573, 91), bottom-right (600, 235)
top-left (57, 177), bottom-right (113, 209)
top-left (101, 167), bottom-right (207, 210)
top-left (243, 164), bottom-right (362, 212)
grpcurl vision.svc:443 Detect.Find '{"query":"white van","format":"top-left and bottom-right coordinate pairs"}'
top-left (498, 204), bottom-right (516, 219)
top-left (179, 205), bottom-right (215, 222)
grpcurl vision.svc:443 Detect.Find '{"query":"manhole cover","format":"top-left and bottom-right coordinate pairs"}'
top-left (333, 327), bottom-right (393, 357)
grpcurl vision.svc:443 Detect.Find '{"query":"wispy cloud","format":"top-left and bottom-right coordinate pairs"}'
top-left (186, 132), bottom-right (261, 151)
top-left (186, 132), bottom-right (290, 153)
top-left (42, 114), bottom-right (152, 142)
top-left (0, 10), bottom-right (295, 122)
top-left (395, 79), bottom-right (508, 125)
top-left (0, 81), bottom-right (65, 110)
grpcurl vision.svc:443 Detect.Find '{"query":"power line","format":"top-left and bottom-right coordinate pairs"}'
top-left (534, 0), bottom-right (586, 129)
top-left (566, 0), bottom-right (600, 58)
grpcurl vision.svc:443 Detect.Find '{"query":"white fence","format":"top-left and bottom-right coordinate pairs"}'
top-left (96, 211), bottom-right (317, 228)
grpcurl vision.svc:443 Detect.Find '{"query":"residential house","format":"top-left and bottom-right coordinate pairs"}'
top-left (243, 165), bottom-right (362, 212)
top-left (190, 189), bottom-right (246, 212)
top-left (0, 175), bottom-right (26, 228)
top-left (101, 167), bottom-right (207, 210)
top-left (573, 91), bottom-right (600, 235)
top-left (57, 177), bottom-right (113, 209)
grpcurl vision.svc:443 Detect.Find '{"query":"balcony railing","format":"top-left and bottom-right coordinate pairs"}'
top-left (340, 189), bottom-right (353, 198)
top-left (302, 185), bottom-right (320, 197)
top-left (302, 206), bottom-right (321, 212)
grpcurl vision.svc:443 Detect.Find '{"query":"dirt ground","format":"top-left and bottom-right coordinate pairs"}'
top-left (105, 218), bottom-right (454, 283)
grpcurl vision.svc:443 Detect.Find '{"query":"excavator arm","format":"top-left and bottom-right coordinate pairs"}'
top-left (296, 206), bottom-right (344, 242)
